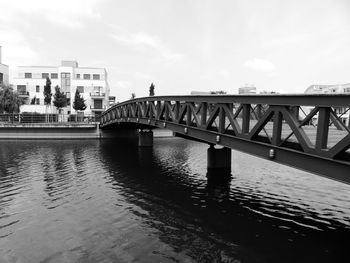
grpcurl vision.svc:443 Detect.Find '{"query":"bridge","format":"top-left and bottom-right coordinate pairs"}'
top-left (100, 95), bottom-right (350, 184)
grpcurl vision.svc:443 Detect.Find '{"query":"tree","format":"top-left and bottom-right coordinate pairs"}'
top-left (43, 77), bottom-right (52, 105)
top-left (53, 85), bottom-right (67, 112)
top-left (149, 83), bottom-right (155, 96)
top-left (73, 89), bottom-right (86, 111)
top-left (131, 93), bottom-right (136, 99)
top-left (30, 96), bottom-right (36, 105)
top-left (0, 85), bottom-right (24, 113)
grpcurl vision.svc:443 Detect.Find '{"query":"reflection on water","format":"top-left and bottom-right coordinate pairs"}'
top-left (0, 138), bottom-right (349, 263)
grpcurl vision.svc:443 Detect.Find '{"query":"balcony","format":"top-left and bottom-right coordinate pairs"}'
top-left (90, 105), bottom-right (106, 112)
top-left (17, 91), bottom-right (30, 97)
top-left (90, 92), bottom-right (105, 99)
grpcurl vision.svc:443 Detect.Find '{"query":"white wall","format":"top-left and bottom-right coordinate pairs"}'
top-left (20, 104), bottom-right (56, 114)
top-left (0, 63), bottom-right (9, 85)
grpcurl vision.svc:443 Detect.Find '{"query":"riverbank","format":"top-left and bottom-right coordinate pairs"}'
top-left (0, 123), bottom-right (173, 139)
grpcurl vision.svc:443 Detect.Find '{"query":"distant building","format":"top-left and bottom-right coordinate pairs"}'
top-left (0, 46), bottom-right (9, 86)
top-left (12, 60), bottom-right (110, 117)
top-left (305, 83), bottom-right (350, 94)
top-left (239, 85), bottom-right (256, 95)
top-left (303, 83), bottom-right (350, 126)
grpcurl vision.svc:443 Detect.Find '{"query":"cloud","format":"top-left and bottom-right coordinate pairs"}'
top-left (107, 66), bottom-right (155, 80)
top-left (0, 29), bottom-right (39, 67)
top-left (262, 34), bottom-right (308, 49)
top-left (218, 69), bottom-right (231, 77)
top-left (111, 32), bottom-right (184, 62)
top-left (45, 15), bottom-right (84, 29)
top-left (133, 72), bottom-right (154, 80)
top-left (116, 80), bottom-right (132, 89)
top-left (0, 0), bottom-right (103, 28)
top-left (244, 58), bottom-right (276, 74)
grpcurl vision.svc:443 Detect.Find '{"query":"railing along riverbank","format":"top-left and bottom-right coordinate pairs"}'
top-left (0, 113), bottom-right (100, 124)
top-left (0, 113), bottom-right (102, 139)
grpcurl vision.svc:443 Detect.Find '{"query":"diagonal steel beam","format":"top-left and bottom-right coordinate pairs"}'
top-left (281, 107), bottom-right (313, 153)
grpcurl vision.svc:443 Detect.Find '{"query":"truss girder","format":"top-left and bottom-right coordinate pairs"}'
top-left (100, 95), bottom-right (350, 184)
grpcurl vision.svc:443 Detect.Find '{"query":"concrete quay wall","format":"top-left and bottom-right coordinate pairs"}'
top-left (0, 123), bottom-right (173, 139)
top-left (0, 123), bottom-right (101, 139)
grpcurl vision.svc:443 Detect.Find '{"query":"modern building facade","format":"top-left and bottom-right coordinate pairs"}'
top-left (0, 46), bottom-right (9, 86)
top-left (12, 60), bottom-right (110, 117)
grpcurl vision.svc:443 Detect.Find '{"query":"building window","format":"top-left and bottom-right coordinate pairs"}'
top-left (344, 88), bottom-right (350, 93)
top-left (94, 99), bottom-right (103, 109)
top-left (17, 85), bottom-right (27, 94)
top-left (83, 74), bottom-right (90, 80)
top-left (93, 86), bottom-right (102, 95)
top-left (93, 74), bottom-right (100, 80)
top-left (36, 85), bottom-right (40, 92)
top-left (77, 86), bottom-right (84, 93)
top-left (61, 72), bottom-right (71, 90)
top-left (76, 74), bottom-right (80, 79)
top-left (61, 72), bottom-right (70, 78)
top-left (0, 73), bottom-right (3, 84)
top-left (51, 73), bottom-right (58, 79)
top-left (36, 98), bottom-right (40, 105)
top-left (42, 73), bottom-right (49, 79)
top-left (24, 73), bottom-right (32, 78)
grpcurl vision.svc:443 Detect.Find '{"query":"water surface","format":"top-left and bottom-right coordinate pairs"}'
top-left (0, 138), bottom-right (349, 262)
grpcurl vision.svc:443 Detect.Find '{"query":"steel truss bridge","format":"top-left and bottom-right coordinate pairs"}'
top-left (100, 95), bottom-right (350, 184)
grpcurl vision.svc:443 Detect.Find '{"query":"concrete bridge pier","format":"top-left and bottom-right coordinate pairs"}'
top-left (138, 130), bottom-right (153, 147)
top-left (207, 145), bottom-right (232, 180)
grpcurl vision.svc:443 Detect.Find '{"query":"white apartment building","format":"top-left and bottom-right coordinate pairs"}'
top-left (12, 60), bottom-right (110, 117)
top-left (0, 46), bottom-right (9, 86)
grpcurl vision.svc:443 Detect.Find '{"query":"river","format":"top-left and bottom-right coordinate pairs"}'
top-left (0, 138), bottom-right (349, 263)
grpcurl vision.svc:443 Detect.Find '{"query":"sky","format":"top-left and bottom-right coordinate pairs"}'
top-left (0, 0), bottom-right (349, 101)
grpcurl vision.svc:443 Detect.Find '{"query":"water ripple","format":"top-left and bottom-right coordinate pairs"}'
top-left (0, 139), bottom-right (349, 263)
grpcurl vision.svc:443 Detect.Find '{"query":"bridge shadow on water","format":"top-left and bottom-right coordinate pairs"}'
top-left (99, 138), bottom-right (350, 263)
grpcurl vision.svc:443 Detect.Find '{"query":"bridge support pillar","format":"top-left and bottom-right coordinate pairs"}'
top-left (138, 130), bottom-right (153, 147)
top-left (207, 145), bottom-right (231, 179)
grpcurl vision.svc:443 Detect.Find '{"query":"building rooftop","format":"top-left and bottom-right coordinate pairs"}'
top-left (61, 60), bottom-right (78, 68)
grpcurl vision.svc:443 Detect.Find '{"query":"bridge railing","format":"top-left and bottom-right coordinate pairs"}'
top-left (101, 94), bottom-right (350, 183)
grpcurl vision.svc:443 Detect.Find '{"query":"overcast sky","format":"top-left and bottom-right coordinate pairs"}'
top-left (0, 0), bottom-right (349, 101)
